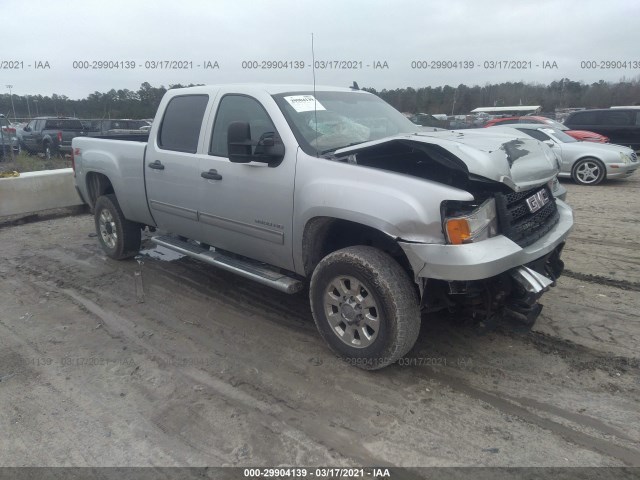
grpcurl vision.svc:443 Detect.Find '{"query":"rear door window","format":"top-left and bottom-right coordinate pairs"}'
top-left (601, 111), bottom-right (632, 126)
top-left (63, 120), bottom-right (84, 130)
top-left (158, 95), bottom-right (209, 153)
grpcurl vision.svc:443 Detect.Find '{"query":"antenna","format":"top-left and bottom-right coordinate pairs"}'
top-left (311, 32), bottom-right (319, 157)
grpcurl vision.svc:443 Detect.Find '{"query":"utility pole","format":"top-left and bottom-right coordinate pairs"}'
top-left (6, 85), bottom-right (17, 120)
top-left (451, 89), bottom-right (457, 116)
top-left (26, 95), bottom-right (32, 119)
top-left (33, 99), bottom-right (39, 116)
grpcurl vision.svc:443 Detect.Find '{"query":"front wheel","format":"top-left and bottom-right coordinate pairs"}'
top-left (310, 246), bottom-right (421, 370)
top-left (94, 194), bottom-right (141, 259)
top-left (572, 157), bottom-right (605, 185)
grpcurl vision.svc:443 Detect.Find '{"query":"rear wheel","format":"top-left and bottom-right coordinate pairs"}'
top-left (43, 142), bottom-right (51, 160)
top-left (572, 157), bottom-right (605, 185)
top-left (94, 194), bottom-right (141, 259)
top-left (310, 246), bottom-right (421, 370)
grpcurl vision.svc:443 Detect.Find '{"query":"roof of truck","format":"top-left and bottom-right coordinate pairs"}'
top-left (167, 84), bottom-right (367, 95)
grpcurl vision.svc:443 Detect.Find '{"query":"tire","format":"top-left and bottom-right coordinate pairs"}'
top-left (572, 157), bottom-right (605, 185)
top-left (94, 194), bottom-right (141, 260)
top-left (43, 142), bottom-right (52, 160)
top-left (310, 246), bottom-right (421, 370)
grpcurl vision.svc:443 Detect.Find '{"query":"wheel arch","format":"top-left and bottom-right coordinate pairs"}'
top-left (85, 171), bottom-right (116, 209)
top-left (301, 216), bottom-right (414, 281)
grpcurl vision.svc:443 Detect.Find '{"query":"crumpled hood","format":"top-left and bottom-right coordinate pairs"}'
top-left (335, 129), bottom-right (559, 192)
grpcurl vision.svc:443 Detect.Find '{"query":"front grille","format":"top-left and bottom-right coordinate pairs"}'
top-left (495, 186), bottom-right (559, 247)
top-left (631, 152), bottom-right (637, 163)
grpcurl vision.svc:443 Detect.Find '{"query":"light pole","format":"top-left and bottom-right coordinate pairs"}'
top-left (33, 99), bottom-right (39, 116)
top-left (26, 95), bottom-right (31, 119)
top-left (6, 85), bottom-right (17, 120)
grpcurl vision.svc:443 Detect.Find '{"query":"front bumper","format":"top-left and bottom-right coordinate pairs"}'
top-left (606, 162), bottom-right (637, 179)
top-left (400, 199), bottom-right (573, 281)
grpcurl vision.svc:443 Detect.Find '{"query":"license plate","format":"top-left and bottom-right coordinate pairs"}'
top-left (525, 189), bottom-right (550, 213)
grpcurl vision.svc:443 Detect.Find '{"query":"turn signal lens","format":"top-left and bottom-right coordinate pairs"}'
top-left (443, 198), bottom-right (498, 245)
top-left (445, 218), bottom-right (472, 245)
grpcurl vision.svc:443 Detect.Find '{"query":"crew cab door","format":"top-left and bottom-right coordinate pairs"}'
top-left (198, 93), bottom-right (296, 271)
top-left (21, 119), bottom-right (44, 152)
top-left (145, 94), bottom-right (210, 239)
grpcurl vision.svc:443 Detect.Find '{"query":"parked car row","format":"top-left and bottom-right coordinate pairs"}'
top-left (0, 114), bottom-right (20, 158)
top-left (82, 119), bottom-right (152, 136)
top-left (12, 117), bottom-right (152, 159)
top-left (484, 115), bottom-right (610, 143)
top-left (487, 124), bottom-right (638, 185)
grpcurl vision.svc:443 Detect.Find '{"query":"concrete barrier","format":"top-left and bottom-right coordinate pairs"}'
top-left (0, 168), bottom-right (84, 218)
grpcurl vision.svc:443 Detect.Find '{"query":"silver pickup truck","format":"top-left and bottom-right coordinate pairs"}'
top-left (73, 84), bottom-right (573, 369)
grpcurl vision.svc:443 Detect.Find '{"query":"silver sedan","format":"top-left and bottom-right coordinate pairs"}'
top-left (489, 124), bottom-right (638, 185)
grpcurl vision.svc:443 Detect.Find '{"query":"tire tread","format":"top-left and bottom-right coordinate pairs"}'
top-left (310, 246), bottom-right (420, 370)
top-left (94, 194), bottom-right (141, 260)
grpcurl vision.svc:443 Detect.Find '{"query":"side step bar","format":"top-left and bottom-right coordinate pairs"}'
top-left (150, 235), bottom-right (304, 294)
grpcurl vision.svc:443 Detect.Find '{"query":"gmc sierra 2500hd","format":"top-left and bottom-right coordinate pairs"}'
top-left (72, 84), bottom-right (573, 369)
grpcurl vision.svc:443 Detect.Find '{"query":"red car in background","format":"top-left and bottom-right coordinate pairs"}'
top-left (483, 115), bottom-right (609, 143)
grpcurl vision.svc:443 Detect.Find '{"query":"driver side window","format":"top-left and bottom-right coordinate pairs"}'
top-left (209, 95), bottom-right (278, 158)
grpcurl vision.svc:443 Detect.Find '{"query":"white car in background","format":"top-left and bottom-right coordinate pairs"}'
top-left (489, 124), bottom-right (638, 185)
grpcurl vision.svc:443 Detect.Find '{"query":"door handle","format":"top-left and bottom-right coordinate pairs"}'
top-left (148, 160), bottom-right (165, 170)
top-left (201, 169), bottom-right (222, 180)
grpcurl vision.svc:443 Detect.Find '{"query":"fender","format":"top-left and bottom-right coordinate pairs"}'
top-left (292, 154), bottom-right (474, 274)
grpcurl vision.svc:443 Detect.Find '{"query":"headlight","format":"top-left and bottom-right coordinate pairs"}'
top-left (619, 152), bottom-right (630, 164)
top-left (443, 198), bottom-right (498, 245)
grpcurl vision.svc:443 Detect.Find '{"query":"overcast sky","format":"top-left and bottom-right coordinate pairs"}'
top-left (3, 0), bottom-right (639, 99)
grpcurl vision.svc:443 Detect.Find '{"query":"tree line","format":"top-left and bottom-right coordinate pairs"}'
top-left (1, 78), bottom-right (639, 120)
top-left (365, 77), bottom-right (640, 115)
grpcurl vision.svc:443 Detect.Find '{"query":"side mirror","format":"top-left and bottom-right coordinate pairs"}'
top-left (255, 132), bottom-right (285, 158)
top-left (227, 122), bottom-right (285, 165)
top-left (543, 140), bottom-right (555, 147)
top-left (227, 121), bottom-right (254, 163)
top-left (23, 126), bottom-right (31, 132)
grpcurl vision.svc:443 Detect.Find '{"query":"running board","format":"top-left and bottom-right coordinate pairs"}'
top-left (150, 235), bottom-right (304, 294)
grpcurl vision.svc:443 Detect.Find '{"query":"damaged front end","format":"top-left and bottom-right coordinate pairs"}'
top-left (332, 130), bottom-right (572, 330)
top-left (422, 242), bottom-right (565, 330)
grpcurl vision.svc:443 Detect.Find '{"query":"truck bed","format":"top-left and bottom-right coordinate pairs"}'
top-left (73, 136), bottom-right (153, 225)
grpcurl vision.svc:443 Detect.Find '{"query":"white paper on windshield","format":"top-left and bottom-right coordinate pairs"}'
top-left (284, 95), bottom-right (326, 112)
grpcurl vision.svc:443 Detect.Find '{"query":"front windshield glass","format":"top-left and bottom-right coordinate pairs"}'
top-left (540, 118), bottom-right (568, 130)
top-left (540, 127), bottom-right (577, 143)
top-left (273, 91), bottom-right (419, 155)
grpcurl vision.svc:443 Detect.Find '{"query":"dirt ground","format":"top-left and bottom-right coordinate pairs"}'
top-left (0, 174), bottom-right (639, 469)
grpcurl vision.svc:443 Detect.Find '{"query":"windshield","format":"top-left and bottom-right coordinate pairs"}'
top-left (540, 127), bottom-right (577, 143)
top-left (273, 91), bottom-right (419, 155)
top-left (540, 118), bottom-right (568, 130)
